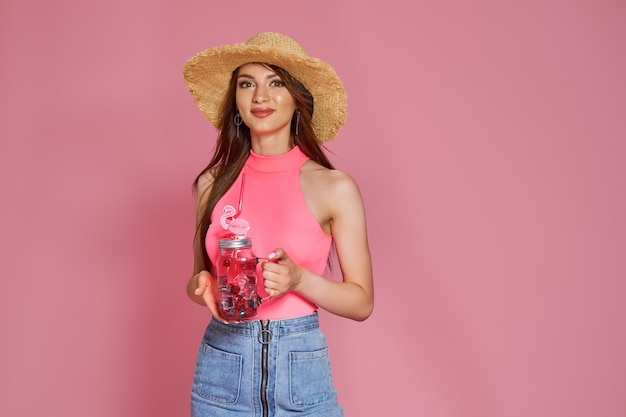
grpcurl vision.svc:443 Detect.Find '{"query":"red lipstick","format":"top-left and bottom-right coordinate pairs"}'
top-left (250, 108), bottom-right (274, 118)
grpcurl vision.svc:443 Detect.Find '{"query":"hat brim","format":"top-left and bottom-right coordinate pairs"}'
top-left (183, 43), bottom-right (347, 142)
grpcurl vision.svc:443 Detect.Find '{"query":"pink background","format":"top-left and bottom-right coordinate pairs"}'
top-left (1, 1), bottom-right (625, 416)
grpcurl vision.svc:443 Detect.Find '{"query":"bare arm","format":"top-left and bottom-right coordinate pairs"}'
top-left (185, 172), bottom-right (230, 322)
top-left (261, 170), bottom-right (374, 321)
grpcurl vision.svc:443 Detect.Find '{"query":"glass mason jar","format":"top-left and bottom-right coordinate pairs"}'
top-left (215, 238), bottom-right (261, 320)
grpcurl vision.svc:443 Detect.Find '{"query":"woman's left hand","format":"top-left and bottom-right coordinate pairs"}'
top-left (261, 248), bottom-right (302, 298)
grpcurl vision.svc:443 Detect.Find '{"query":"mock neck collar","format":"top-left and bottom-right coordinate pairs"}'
top-left (246, 146), bottom-right (309, 172)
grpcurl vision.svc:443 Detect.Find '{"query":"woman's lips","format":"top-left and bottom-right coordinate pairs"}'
top-left (250, 108), bottom-right (275, 118)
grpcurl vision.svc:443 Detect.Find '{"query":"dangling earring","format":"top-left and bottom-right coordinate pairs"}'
top-left (234, 111), bottom-right (242, 138)
top-left (295, 110), bottom-right (300, 137)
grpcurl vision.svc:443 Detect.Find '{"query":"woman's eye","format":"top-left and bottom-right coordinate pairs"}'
top-left (270, 80), bottom-right (285, 87)
top-left (238, 81), bottom-right (253, 88)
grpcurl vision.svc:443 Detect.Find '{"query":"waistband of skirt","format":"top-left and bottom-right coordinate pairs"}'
top-left (208, 312), bottom-right (319, 336)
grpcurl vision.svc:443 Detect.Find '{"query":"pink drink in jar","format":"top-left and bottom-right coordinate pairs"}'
top-left (216, 238), bottom-right (260, 320)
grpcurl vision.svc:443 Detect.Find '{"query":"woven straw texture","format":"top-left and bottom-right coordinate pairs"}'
top-left (183, 32), bottom-right (347, 142)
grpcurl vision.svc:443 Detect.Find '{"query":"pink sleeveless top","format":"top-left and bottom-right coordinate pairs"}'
top-left (206, 146), bottom-right (333, 320)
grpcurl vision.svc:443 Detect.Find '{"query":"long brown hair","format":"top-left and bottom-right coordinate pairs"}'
top-left (193, 63), bottom-right (335, 272)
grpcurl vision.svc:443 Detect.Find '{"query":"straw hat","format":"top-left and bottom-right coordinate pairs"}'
top-left (183, 32), bottom-right (347, 142)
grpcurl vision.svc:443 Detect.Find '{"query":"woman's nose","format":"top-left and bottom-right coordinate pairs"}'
top-left (253, 86), bottom-right (268, 103)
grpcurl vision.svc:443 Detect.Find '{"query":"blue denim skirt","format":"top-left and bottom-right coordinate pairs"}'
top-left (191, 312), bottom-right (344, 417)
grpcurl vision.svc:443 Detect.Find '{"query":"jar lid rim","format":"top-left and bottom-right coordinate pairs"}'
top-left (219, 238), bottom-right (252, 248)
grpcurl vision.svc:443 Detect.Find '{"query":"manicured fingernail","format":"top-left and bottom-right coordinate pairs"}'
top-left (268, 252), bottom-right (276, 259)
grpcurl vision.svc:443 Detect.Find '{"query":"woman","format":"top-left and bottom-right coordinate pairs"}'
top-left (183, 32), bottom-right (374, 416)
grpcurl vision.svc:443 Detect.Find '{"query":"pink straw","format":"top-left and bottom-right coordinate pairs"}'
top-left (234, 173), bottom-right (246, 218)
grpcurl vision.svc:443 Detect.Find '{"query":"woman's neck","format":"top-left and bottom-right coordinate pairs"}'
top-left (250, 133), bottom-right (293, 156)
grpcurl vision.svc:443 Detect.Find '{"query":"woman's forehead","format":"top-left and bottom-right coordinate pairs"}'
top-left (237, 62), bottom-right (276, 75)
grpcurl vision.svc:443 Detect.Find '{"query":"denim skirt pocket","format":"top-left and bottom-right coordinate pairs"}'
top-left (289, 347), bottom-right (334, 406)
top-left (193, 342), bottom-right (243, 405)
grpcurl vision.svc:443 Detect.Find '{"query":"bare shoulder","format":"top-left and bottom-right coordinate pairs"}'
top-left (301, 160), bottom-right (360, 191)
top-left (300, 160), bottom-right (364, 221)
top-left (195, 168), bottom-right (216, 199)
top-left (193, 169), bottom-right (217, 224)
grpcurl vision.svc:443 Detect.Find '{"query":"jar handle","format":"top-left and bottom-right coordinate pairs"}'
top-left (256, 257), bottom-right (276, 304)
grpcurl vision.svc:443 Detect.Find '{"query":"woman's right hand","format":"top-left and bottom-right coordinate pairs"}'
top-left (190, 270), bottom-right (229, 323)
